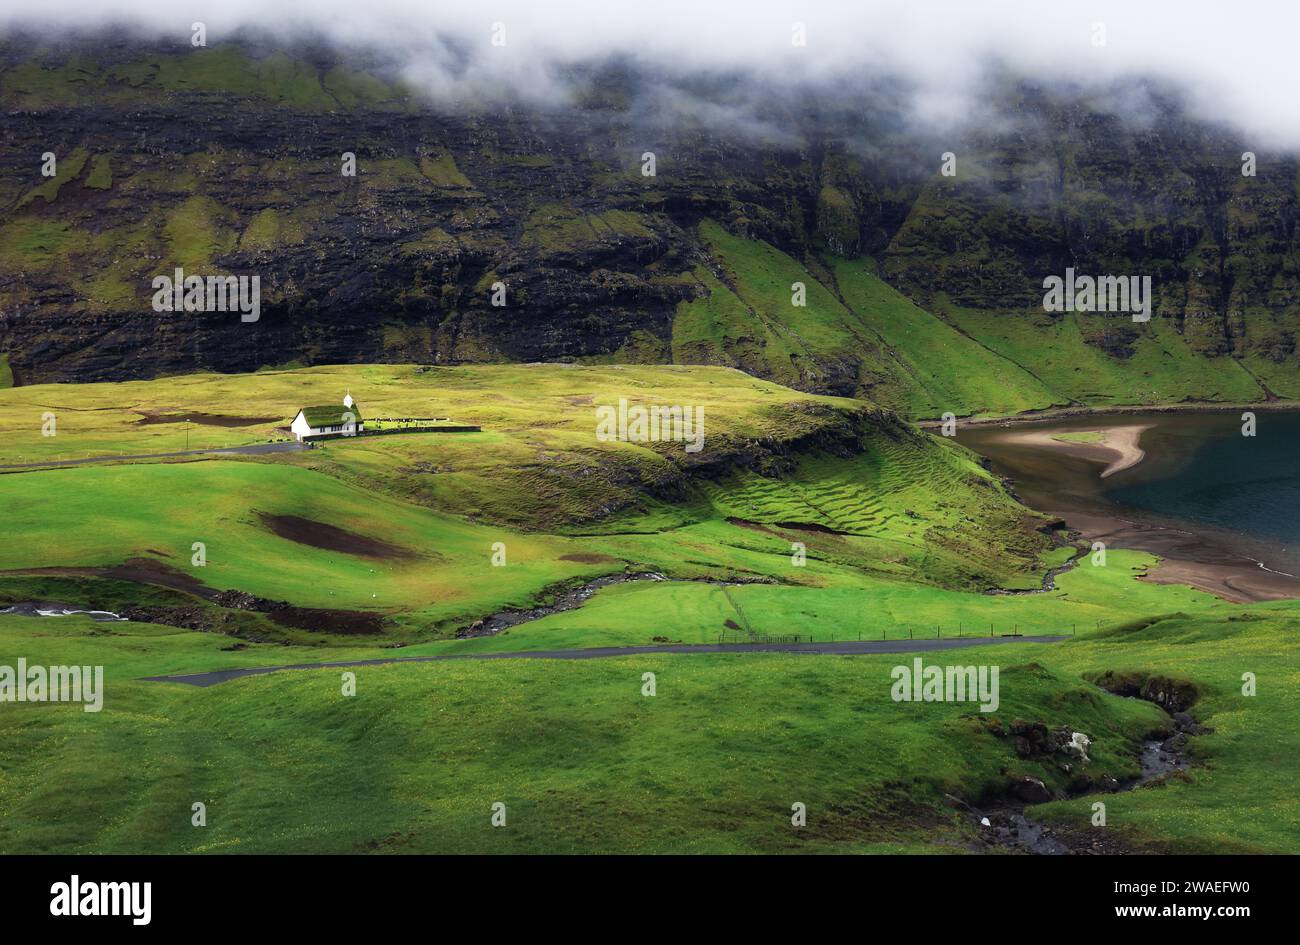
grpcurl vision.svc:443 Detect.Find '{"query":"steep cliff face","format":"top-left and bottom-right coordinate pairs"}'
top-left (880, 91), bottom-right (1300, 341)
top-left (2, 38), bottom-right (1298, 407)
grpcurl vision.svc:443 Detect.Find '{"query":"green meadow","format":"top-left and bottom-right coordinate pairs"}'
top-left (1, 605), bottom-right (1294, 854)
top-left (1, 364), bottom-right (1296, 853)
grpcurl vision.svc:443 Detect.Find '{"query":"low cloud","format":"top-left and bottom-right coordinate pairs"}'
top-left (2, 0), bottom-right (1297, 147)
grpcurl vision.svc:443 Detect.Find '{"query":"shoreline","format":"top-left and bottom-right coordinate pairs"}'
top-left (1059, 510), bottom-right (1300, 604)
top-left (918, 399), bottom-right (1299, 430)
top-left (954, 412), bottom-right (1300, 605)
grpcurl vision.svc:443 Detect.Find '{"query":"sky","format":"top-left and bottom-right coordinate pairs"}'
top-left (2, 1), bottom-right (1296, 146)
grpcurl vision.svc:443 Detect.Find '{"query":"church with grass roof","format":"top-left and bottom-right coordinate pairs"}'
top-left (290, 393), bottom-right (363, 441)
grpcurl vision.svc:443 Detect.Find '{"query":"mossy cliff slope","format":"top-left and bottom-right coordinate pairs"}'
top-left (2, 40), bottom-right (1297, 413)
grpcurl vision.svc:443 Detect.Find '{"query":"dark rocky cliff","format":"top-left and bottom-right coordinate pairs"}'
top-left (2, 37), bottom-right (1299, 401)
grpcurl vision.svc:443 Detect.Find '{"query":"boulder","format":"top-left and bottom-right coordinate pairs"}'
top-left (1009, 775), bottom-right (1053, 804)
top-left (1061, 731), bottom-right (1092, 763)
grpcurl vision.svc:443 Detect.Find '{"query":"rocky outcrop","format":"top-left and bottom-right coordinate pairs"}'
top-left (1084, 670), bottom-right (1202, 714)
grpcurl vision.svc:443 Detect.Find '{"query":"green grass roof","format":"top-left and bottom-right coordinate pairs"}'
top-left (299, 404), bottom-right (362, 427)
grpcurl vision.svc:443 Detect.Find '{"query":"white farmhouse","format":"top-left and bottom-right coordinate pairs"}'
top-left (290, 394), bottom-right (363, 441)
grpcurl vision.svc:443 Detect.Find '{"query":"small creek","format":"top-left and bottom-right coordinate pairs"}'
top-left (972, 710), bottom-right (1193, 855)
top-left (1, 601), bottom-right (126, 621)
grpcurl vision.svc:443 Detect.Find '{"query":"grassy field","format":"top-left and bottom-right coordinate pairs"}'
top-left (1, 599), bottom-right (1294, 853)
top-left (1, 363), bottom-right (1296, 854)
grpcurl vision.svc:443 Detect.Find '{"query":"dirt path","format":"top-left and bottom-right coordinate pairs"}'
top-left (143, 635), bottom-right (1069, 687)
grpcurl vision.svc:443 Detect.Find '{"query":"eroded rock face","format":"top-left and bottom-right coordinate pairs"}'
top-left (1087, 670), bottom-right (1202, 715)
top-left (1008, 719), bottom-right (1089, 762)
top-left (0, 99), bottom-right (703, 384)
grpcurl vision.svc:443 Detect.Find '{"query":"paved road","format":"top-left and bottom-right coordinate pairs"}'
top-left (0, 441), bottom-right (306, 471)
top-left (143, 634), bottom-right (1069, 687)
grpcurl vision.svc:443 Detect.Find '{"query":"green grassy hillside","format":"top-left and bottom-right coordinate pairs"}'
top-left (675, 222), bottom-right (1266, 419)
top-left (940, 303), bottom-right (1268, 407)
top-left (1, 362), bottom-right (1296, 854)
top-left (830, 260), bottom-right (1058, 416)
top-left (0, 364), bottom-right (1064, 643)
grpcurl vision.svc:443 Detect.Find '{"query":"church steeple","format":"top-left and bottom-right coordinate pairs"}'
top-left (343, 391), bottom-right (354, 409)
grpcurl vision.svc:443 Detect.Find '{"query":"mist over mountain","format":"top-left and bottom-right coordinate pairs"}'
top-left (4, 0), bottom-right (1300, 143)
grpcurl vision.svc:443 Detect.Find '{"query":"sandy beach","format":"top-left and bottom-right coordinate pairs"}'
top-left (984, 423), bottom-right (1153, 478)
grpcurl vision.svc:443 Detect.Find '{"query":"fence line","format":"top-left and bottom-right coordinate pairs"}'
top-left (713, 623), bottom-right (1075, 646)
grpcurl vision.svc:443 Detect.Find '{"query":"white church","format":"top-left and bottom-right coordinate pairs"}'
top-left (290, 393), bottom-right (364, 441)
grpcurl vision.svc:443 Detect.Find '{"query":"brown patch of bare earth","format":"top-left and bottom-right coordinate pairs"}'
top-left (1138, 557), bottom-right (1300, 604)
top-left (726, 516), bottom-right (850, 537)
top-left (3, 557), bottom-right (388, 635)
top-left (558, 552), bottom-right (620, 564)
top-left (135, 410), bottom-right (280, 427)
top-left (257, 512), bottom-right (418, 559)
top-left (5, 557), bottom-right (216, 598)
top-left (264, 605), bottom-right (386, 635)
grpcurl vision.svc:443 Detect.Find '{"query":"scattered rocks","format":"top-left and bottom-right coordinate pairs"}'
top-left (1162, 731), bottom-right (1190, 753)
top-left (1138, 739), bottom-right (1188, 782)
top-left (970, 672), bottom-right (1207, 855)
top-left (212, 590), bottom-right (261, 610)
top-left (1172, 710), bottom-right (1212, 735)
top-left (1004, 719), bottom-right (1090, 763)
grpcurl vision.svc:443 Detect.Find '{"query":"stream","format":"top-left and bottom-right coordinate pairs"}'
top-left (1, 601), bottom-right (126, 621)
top-left (971, 709), bottom-right (1195, 855)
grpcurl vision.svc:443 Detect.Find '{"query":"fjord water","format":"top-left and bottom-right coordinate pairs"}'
top-left (960, 411), bottom-right (1300, 579)
top-left (1105, 411), bottom-right (1300, 565)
